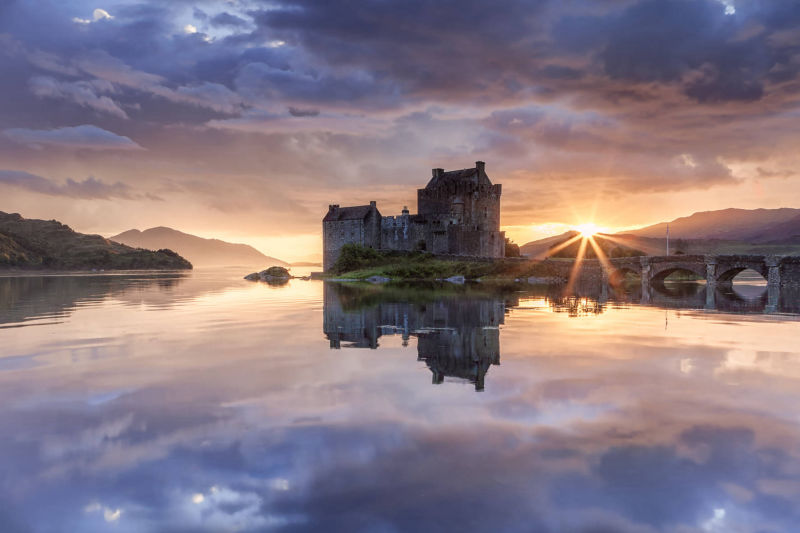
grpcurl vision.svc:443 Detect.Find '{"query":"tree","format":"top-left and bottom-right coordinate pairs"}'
top-left (505, 238), bottom-right (520, 258)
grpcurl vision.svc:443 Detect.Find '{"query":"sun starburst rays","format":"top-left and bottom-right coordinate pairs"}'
top-left (541, 224), bottom-right (628, 295)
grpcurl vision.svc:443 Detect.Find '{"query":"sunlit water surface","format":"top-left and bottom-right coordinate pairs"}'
top-left (1, 268), bottom-right (800, 533)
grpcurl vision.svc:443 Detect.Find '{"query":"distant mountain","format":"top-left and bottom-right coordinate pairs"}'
top-left (110, 227), bottom-right (288, 267)
top-left (625, 208), bottom-right (800, 242)
top-left (520, 208), bottom-right (800, 259)
top-left (0, 212), bottom-right (191, 270)
top-left (746, 214), bottom-right (800, 244)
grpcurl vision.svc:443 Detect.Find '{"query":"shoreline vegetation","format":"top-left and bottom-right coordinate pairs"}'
top-left (326, 244), bottom-right (566, 283)
top-left (320, 245), bottom-right (709, 284)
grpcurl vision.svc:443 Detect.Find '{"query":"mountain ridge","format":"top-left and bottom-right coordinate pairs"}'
top-left (521, 208), bottom-right (800, 258)
top-left (0, 212), bottom-right (192, 270)
top-left (625, 207), bottom-right (800, 241)
top-left (110, 227), bottom-right (288, 267)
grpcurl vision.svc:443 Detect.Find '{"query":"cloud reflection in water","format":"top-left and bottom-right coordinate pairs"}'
top-left (0, 273), bottom-right (799, 531)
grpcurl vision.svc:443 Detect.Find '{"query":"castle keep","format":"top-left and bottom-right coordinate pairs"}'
top-left (323, 161), bottom-right (504, 271)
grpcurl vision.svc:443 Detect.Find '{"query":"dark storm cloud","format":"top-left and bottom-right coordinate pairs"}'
top-left (210, 11), bottom-right (249, 28)
top-left (0, 170), bottom-right (140, 199)
top-left (248, 0), bottom-right (800, 105)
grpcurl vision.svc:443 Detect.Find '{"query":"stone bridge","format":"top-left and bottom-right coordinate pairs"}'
top-left (569, 254), bottom-right (800, 289)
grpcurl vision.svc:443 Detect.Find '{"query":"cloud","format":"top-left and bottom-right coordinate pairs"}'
top-left (0, 170), bottom-right (139, 200)
top-left (29, 76), bottom-right (128, 119)
top-left (3, 125), bottom-right (142, 151)
top-left (288, 106), bottom-right (320, 117)
top-left (84, 501), bottom-right (122, 523)
top-left (0, 0), bottom-right (798, 238)
top-left (74, 51), bottom-right (244, 114)
top-left (210, 12), bottom-right (249, 28)
top-left (73, 8), bottom-right (113, 25)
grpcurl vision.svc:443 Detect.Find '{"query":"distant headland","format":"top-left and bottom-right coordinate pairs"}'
top-left (0, 212), bottom-right (191, 271)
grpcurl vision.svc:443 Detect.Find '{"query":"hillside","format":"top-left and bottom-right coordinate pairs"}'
top-left (110, 227), bottom-right (287, 267)
top-left (627, 208), bottom-right (800, 241)
top-left (520, 208), bottom-right (800, 259)
top-left (0, 212), bottom-right (192, 270)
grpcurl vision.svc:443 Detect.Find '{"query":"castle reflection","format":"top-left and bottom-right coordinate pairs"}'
top-left (323, 283), bottom-right (515, 391)
top-left (323, 281), bottom-right (800, 378)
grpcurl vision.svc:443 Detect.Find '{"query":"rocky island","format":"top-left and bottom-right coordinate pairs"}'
top-left (0, 212), bottom-right (192, 270)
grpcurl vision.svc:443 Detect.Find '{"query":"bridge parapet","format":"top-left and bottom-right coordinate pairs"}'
top-left (546, 254), bottom-right (800, 288)
top-left (779, 256), bottom-right (800, 286)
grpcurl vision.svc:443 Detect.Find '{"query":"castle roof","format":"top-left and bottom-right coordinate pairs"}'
top-left (323, 204), bottom-right (376, 222)
top-left (424, 165), bottom-right (492, 190)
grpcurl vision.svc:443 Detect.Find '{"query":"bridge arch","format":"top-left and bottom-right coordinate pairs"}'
top-left (649, 263), bottom-right (707, 284)
top-left (715, 262), bottom-right (769, 284)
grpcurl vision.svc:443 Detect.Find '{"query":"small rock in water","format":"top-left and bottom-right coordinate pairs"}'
top-left (245, 265), bottom-right (291, 282)
top-left (527, 276), bottom-right (562, 284)
top-left (445, 275), bottom-right (465, 284)
top-left (366, 275), bottom-right (390, 284)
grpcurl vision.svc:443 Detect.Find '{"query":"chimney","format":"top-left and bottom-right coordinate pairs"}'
top-left (329, 204), bottom-right (339, 214)
top-left (369, 200), bottom-right (377, 208)
top-left (476, 161), bottom-right (485, 173)
top-left (432, 168), bottom-right (444, 178)
top-left (402, 206), bottom-right (409, 215)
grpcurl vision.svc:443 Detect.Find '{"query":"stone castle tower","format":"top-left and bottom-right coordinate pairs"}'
top-left (323, 161), bottom-right (504, 271)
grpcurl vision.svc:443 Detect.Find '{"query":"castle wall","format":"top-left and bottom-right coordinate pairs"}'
top-left (323, 209), bottom-right (381, 271)
top-left (380, 214), bottom-right (426, 252)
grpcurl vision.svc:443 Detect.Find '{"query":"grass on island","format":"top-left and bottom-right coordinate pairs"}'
top-left (330, 244), bottom-right (562, 281)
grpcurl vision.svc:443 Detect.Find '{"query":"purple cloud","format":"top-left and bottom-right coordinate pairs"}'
top-left (0, 170), bottom-right (140, 199)
top-left (3, 125), bottom-right (143, 151)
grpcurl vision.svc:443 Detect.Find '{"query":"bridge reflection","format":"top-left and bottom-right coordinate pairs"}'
top-left (566, 278), bottom-right (800, 315)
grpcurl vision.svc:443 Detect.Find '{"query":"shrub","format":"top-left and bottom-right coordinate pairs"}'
top-left (332, 244), bottom-right (385, 273)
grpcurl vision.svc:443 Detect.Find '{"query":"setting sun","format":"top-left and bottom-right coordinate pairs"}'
top-left (575, 223), bottom-right (602, 237)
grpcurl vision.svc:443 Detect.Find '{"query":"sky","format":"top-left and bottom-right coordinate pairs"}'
top-left (0, 0), bottom-right (799, 262)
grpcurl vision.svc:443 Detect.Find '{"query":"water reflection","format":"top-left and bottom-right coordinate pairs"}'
top-left (1, 273), bottom-right (800, 532)
top-left (0, 273), bottom-right (191, 326)
top-left (322, 280), bottom-right (800, 391)
top-left (546, 280), bottom-right (799, 315)
top-left (324, 283), bottom-right (511, 390)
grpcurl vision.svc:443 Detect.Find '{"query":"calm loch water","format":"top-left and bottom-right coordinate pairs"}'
top-left (1, 269), bottom-right (800, 532)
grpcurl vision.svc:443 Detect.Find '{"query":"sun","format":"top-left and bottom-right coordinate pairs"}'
top-left (575, 222), bottom-right (601, 238)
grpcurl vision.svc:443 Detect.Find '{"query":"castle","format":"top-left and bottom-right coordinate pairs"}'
top-left (323, 161), bottom-right (504, 271)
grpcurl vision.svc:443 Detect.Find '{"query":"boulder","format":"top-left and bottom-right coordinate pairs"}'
top-left (445, 275), bottom-right (465, 284)
top-left (366, 275), bottom-right (391, 284)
